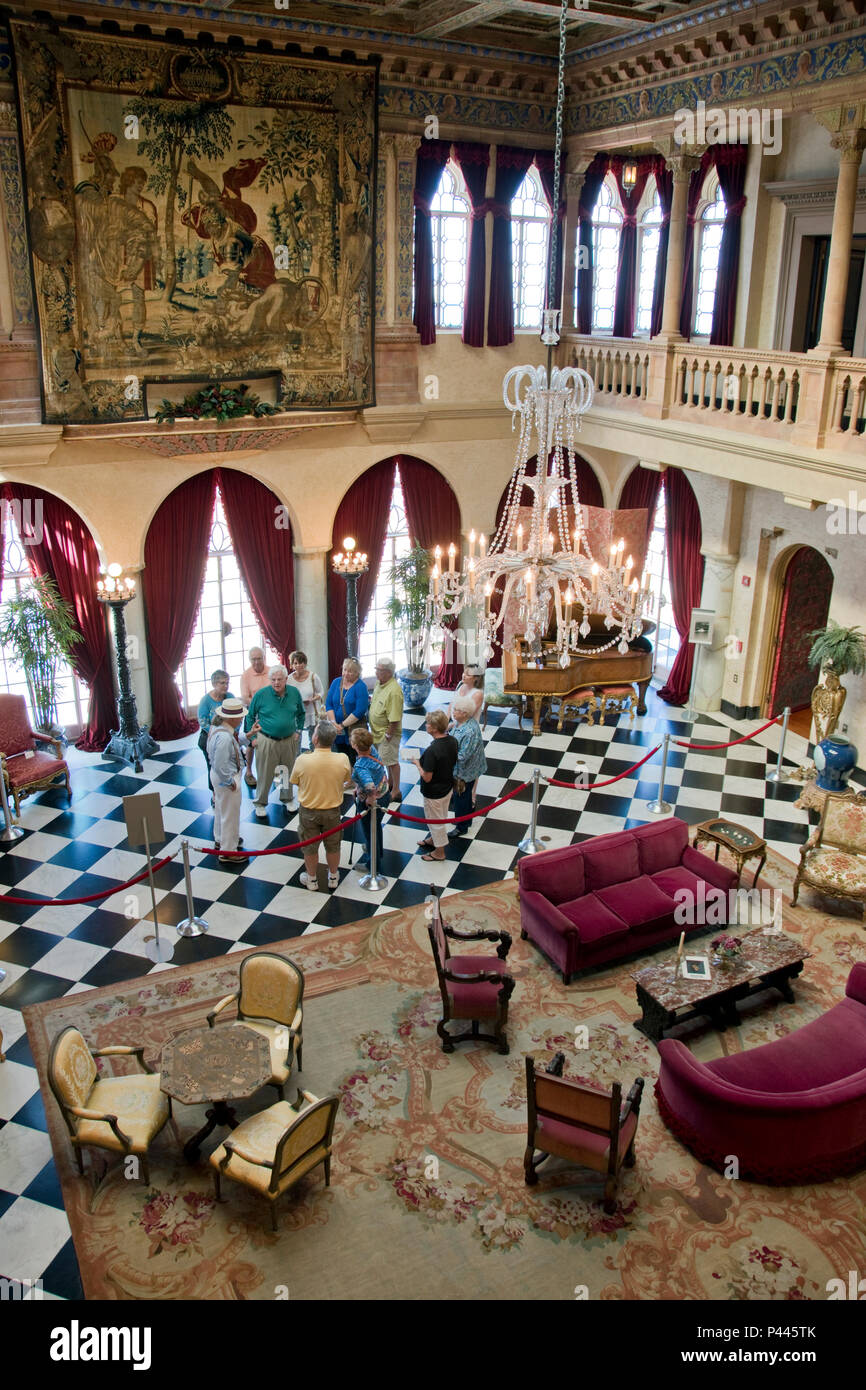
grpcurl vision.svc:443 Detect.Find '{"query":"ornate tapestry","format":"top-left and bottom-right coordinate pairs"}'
top-left (8, 19), bottom-right (377, 423)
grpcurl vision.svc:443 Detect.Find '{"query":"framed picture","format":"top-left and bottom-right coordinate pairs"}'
top-left (689, 608), bottom-right (716, 646)
top-left (681, 954), bottom-right (711, 981)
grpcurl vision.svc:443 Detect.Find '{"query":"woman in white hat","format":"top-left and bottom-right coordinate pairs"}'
top-left (207, 696), bottom-right (247, 864)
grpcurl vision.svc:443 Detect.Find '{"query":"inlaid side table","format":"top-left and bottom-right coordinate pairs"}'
top-left (161, 1023), bottom-right (271, 1163)
top-left (692, 818), bottom-right (767, 888)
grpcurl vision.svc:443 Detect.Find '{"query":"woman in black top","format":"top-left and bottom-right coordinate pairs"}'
top-left (403, 708), bottom-right (458, 861)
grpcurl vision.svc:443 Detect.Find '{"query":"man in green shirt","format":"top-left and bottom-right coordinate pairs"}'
top-left (245, 664), bottom-right (305, 818)
top-left (369, 656), bottom-right (404, 802)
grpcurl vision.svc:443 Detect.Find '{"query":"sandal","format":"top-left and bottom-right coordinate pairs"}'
top-left (421, 851), bottom-right (445, 861)
top-left (417, 838), bottom-right (434, 851)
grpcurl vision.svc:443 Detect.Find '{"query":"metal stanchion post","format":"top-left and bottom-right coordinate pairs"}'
top-left (359, 807), bottom-right (387, 891)
top-left (142, 816), bottom-right (173, 964)
top-left (518, 767), bottom-right (543, 854)
top-left (684, 644), bottom-right (702, 725)
top-left (176, 839), bottom-right (210, 938)
top-left (645, 733), bottom-right (674, 815)
top-left (0, 767), bottom-right (23, 844)
top-left (766, 706), bottom-right (791, 784)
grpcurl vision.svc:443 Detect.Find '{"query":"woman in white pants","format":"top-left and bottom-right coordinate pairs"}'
top-left (208, 697), bottom-right (247, 864)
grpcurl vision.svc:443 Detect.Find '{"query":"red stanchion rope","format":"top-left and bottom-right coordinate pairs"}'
top-left (0, 854), bottom-right (175, 907)
top-left (385, 780), bottom-right (531, 825)
top-left (674, 715), bottom-right (781, 751)
top-left (545, 743), bottom-right (662, 789)
top-left (192, 812), bottom-right (367, 858)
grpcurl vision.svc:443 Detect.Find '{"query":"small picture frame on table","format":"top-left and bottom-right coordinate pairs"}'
top-left (681, 953), bottom-right (711, 981)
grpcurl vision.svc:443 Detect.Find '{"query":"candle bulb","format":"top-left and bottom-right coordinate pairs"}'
top-left (516, 523), bottom-right (523, 551)
top-left (525, 567), bottom-right (534, 607)
top-left (564, 585), bottom-right (573, 627)
top-left (591, 562), bottom-right (599, 595)
top-left (448, 542), bottom-right (456, 574)
top-left (610, 542), bottom-right (618, 564)
top-left (547, 531), bottom-right (555, 555)
top-left (573, 528), bottom-right (580, 554)
top-left (630, 577), bottom-right (639, 611)
top-left (479, 533), bottom-right (487, 558)
top-left (617, 539), bottom-right (625, 569)
top-left (469, 528), bottom-right (476, 559)
top-left (625, 554), bottom-right (633, 583)
top-left (468, 559), bottom-right (476, 595)
top-left (484, 581), bottom-right (492, 615)
top-left (432, 564), bottom-right (440, 596)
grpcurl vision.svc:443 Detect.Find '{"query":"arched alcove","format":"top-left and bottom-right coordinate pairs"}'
top-left (764, 545), bottom-right (834, 718)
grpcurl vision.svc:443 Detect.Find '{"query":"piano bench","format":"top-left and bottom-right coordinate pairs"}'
top-left (556, 690), bottom-right (598, 732)
top-left (597, 684), bottom-right (638, 725)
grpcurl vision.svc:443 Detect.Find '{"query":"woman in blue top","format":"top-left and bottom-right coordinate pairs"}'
top-left (197, 669), bottom-right (232, 780)
top-left (325, 656), bottom-right (370, 766)
top-left (449, 696), bottom-right (487, 839)
top-left (349, 727), bottom-right (389, 869)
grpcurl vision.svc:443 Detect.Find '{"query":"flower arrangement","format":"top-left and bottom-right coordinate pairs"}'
top-left (711, 934), bottom-right (743, 963)
top-left (154, 382), bottom-right (281, 424)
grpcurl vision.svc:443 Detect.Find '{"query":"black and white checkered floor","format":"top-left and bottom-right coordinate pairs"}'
top-left (0, 684), bottom-right (853, 1298)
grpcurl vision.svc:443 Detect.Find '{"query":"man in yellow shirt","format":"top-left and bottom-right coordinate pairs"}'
top-left (290, 720), bottom-right (352, 891)
top-left (369, 656), bottom-right (404, 802)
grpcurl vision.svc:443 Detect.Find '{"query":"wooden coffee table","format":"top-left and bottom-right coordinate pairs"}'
top-left (631, 929), bottom-right (811, 1044)
top-left (161, 1023), bottom-right (271, 1162)
top-left (692, 818), bottom-right (767, 887)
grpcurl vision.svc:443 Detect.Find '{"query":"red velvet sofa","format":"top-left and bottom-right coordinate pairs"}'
top-left (518, 818), bottom-right (737, 983)
top-left (656, 964), bottom-right (866, 1182)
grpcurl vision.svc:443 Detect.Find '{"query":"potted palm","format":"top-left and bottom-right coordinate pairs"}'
top-left (385, 543), bottom-right (435, 708)
top-left (807, 620), bottom-right (866, 789)
top-left (0, 575), bottom-right (82, 738)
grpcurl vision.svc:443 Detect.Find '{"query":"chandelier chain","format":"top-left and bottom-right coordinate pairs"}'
top-left (547, 0), bottom-right (569, 314)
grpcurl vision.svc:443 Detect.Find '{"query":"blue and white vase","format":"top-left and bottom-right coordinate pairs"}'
top-left (398, 668), bottom-right (433, 710)
top-left (814, 735), bottom-right (858, 791)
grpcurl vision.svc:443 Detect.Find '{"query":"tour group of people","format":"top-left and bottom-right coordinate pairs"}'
top-left (198, 647), bottom-right (487, 877)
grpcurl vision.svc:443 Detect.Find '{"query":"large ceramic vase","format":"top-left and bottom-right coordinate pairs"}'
top-left (814, 735), bottom-right (858, 791)
top-left (398, 668), bottom-right (433, 710)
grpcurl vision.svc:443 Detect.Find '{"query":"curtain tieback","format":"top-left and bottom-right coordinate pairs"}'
top-left (724, 196), bottom-right (747, 220)
top-left (477, 199), bottom-right (512, 219)
top-left (413, 191), bottom-right (433, 215)
top-left (622, 212), bottom-right (638, 228)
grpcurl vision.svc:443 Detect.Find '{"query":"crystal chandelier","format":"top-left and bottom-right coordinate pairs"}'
top-left (427, 0), bottom-right (652, 668)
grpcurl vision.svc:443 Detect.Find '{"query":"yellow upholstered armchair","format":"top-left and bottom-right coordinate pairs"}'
top-left (793, 794), bottom-right (866, 921)
top-left (47, 1026), bottom-right (170, 1184)
top-left (207, 951), bottom-right (304, 1099)
top-left (210, 1090), bottom-right (340, 1230)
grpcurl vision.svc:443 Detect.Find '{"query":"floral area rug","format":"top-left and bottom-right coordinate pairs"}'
top-left (24, 849), bottom-right (866, 1300)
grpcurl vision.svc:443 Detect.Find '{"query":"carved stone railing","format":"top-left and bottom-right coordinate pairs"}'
top-left (828, 359), bottom-right (866, 441)
top-left (671, 348), bottom-right (801, 431)
top-left (569, 337), bottom-right (656, 401)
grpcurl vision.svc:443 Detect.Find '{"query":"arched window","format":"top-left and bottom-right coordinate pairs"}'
top-left (358, 463), bottom-right (411, 676)
top-left (0, 504), bottom-right (86, 732)
top-left (430, 161), bottom-right (471, 329)
top-left (635, 184), bottom-right (663, 336)
top-left (179, 484), bottom-right (278, 706)
top-left (642, 482), bottom-right (679, 683)
top-left (693, 176), bottom-right (727, 338)
top-left (511, 166), bottom-right (550, 331)
top-left (590, 176), bottom-right (623, 334)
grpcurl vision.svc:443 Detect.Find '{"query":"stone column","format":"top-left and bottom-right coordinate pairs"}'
top-left (694, 552), bottom-right (737, 711)
top-left (293, 547), bottom-right (330, 686)
top-left (563, 157), bottom-right (592, 332)
top-left (814, 130), bottom-right (866, 353)
top-left (653, 147), bottom-right (704, 341)
top-left (374, 132), bottom-right (420, 404)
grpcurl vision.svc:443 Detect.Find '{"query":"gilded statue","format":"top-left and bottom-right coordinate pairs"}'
top-left (811, 667), bottom-right (846, 743)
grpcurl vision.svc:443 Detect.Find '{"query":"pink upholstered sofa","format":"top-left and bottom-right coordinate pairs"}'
top-left (656, 964), bottom-right (866, 1182)
top-left (517, 818), bottom-right (738, 983)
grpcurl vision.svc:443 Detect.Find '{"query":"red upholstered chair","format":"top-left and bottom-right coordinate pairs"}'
top-left (0, 694), bottom-right (71, 818)
top-left (524, 1052), bottom-right (644, 1212)
top-left (427, 889), bottom-right (515, 1054)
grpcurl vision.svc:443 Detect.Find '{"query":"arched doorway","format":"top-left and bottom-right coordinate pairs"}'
top-left (766, 546), bottom-right (833, 719)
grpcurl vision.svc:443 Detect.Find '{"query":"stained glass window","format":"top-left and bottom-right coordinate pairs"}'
top-left (430, 162), bottom-right (471, 329)
top-left (635, 187), bottom-right (664, 335)
top-left (694, 178), bottom-right (727, 338)
top-left (590, 177), bottom-right (623, 334)
top-left (511, 167), bottom-right (550, 331)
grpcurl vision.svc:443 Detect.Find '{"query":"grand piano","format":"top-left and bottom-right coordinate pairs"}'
top-left (502, 616), bottom-right (655, 737)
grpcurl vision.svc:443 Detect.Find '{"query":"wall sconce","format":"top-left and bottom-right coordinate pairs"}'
top-left (622, 159), bottom-right (638, 191)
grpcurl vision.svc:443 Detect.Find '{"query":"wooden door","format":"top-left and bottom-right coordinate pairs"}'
top-left (766, 547), bottom-right (833, 717)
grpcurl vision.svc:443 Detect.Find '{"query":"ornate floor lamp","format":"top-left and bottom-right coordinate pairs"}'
top-left (97, 565), bottom-right (159, 773)
top-left (332, 538), bottom-right (369, 661)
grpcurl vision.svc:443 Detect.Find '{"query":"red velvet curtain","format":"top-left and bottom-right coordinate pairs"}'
top-left (610, 156), bottom-right (651, 339)
top-left (535, 152), bottom-right (564, 325)
top-left (143, 471), bottom-right (217, 740)
top-left (679, 149), bottom-right (714, 339)
top-left (486, 145), bottom-right (536, 348)
top-left (452, 142), bottom-right (490, 348)
top-left (217, 468), bottom-right (295, 666)
top-left (619, 463), bottom-right (663, 551)
top-left (649, 159), bottom-right (673, 338)
top-left (575, 154), bottom-right (608, 334)
top-left (710, 144), bottom-right (748, 347)
top-left (398, 456), bottom-right (462, 689)
top-left (326, 459), bottom-right (396, 682)
top-left (3, 482), bottom-right (116, 751)
top-left (658, 468), bottom-right (704, 706)
top-left (412, 140), bottom-right (452, 347)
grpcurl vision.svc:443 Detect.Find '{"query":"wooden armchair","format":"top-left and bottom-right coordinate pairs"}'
top-left (427, 887), bottom-right (515, 1054)
top-left (210, 1090), bottom-right (340, 1230)
top-left (47, 1025), bottom-right (170, 1185)
top-left (0, 694), bottom-right (71, 818)
top-left (793, 793), bottom-right (866, 921)
top-left (208, 950), bottom-right (304, 1098)
top-left (524, 1052), bottom-right (644, 1212)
